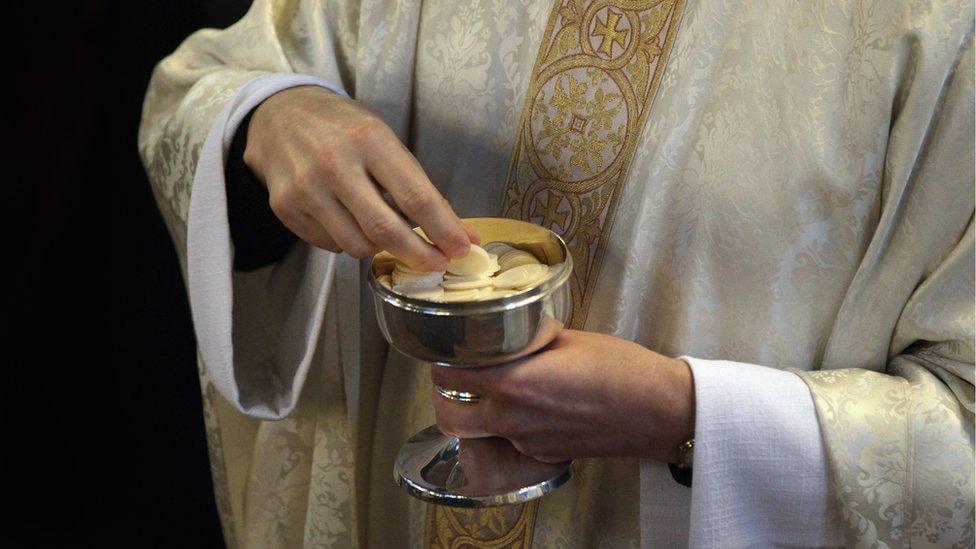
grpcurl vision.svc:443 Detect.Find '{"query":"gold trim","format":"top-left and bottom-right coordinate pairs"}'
top-left (428, 0), bottom-right (685, 545)
top-left (426, 500), bottom-right (539, 548)
top-left (501, 0), bottom-right (685, 329)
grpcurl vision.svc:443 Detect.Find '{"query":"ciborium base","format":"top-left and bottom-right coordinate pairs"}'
top-left (394, 425), bottom-right (573, 507)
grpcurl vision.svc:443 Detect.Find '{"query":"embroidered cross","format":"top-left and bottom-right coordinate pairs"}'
top-left (531, 190), bottom-right (569, 231)
top-left (592, 10), bottom-right (628, 56)
top-left (569, 114), bottom-right (588, 134)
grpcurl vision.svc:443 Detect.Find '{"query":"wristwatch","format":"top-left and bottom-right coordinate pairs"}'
top-left (668, 437), bottom-right (695, 487)
top-left (676, 438), bottom-right (695, 469)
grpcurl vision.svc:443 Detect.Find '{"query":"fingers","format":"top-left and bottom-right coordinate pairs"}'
top-left (430, 362), bottom-right (572, 463)
top-left (254, 91), bottom-right (472, 267)
top-left (305, 193), bottom-right (376, 259)
top-left (296, 214), bottom-right (342, 252)
top-left (332, 165), bottom-right (450, 271)
top-left (531, 455), bottom-right (571, 464)
top-left (430, 366), bottom-right (495, 438)
top-left (270, 195), bottom-right (341, 253)
top-left (429, 365), bottom-right (490, 396)
top-left (364, 136), bottom-right (471, 258)
top-left (432, 387), bottom-right (492, 438)
top-left (462, 224), bottom-right (481, 245)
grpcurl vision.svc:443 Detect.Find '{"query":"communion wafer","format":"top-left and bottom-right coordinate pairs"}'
top-left (393, 260), bottom-right (425, 272)
top-left (378, 240), bottom-right (558, 302)
top-left (392, 270), bottom-right (444, 288)
top-left (498, 250), bottom-right (540, 271)
top-left (487, 254), bottom-right (501, 274)
top-left (392, 262), bottom-right (442, 276)
top-left (440, 275), bottom-right (493, 290)
top-left (476, 288), bottom-right (519, 300)
top-left (492, 263), bottom-right (549, 290)
top-left (446, 244), bottom-right (493, 276)
top-left (394, 286), bottom-right (445, 300)
top-left (393, 262), bottom-right (443, 278)
top-left (483, 241), bottom-right (517, 256)
top-left (432, 288), bottom-right (482, 302)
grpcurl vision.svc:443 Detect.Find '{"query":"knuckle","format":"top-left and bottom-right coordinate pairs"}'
top-left (269, 189), bottom-right (299, 220)
top-left (362, 213), bottom-right (400, 243)
top-left (350, 115), bottom-right (386, 143)
top-left (315, 147), bottom-right (343, 177)
top-left (242, 144), bottom-right (261, 171)
top-left (399, 183), bottom-right (436, 215)
top-left (290, 175), bottom-right (319, 199)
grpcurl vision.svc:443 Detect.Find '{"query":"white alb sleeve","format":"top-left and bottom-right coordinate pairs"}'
top-left (681, 357), bottom-right (845, 548)
top-left (187, 73), bottom-right (347, 420)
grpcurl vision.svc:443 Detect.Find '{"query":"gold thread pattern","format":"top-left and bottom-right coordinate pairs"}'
top-left (426, 500), bottom-right (538, 548)
top-left (502, 0), bottom-right (685, 329)
top-left (428, 1), bottom-right (685, 546)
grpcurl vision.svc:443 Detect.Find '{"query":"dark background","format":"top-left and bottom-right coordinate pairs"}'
top-left (11, 1), bottom-right (250, 546)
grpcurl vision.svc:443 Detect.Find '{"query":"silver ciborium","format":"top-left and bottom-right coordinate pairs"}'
top-left (368, 217), bottom-right (574, 507)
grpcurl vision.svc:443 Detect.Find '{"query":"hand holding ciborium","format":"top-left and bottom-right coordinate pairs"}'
top-left (368, 217), bottom-right (574, 507)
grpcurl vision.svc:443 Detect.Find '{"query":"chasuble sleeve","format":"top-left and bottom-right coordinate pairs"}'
top-left (799, 227), bottom-right (975, 549)
top-left (138, 0), bottom-right (357, 269)
top-left (795, 31), bottom-right (976, 548)
top-left (138, 0), bottom-right (360, 419)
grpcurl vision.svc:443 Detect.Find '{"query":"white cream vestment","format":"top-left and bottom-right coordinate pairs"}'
top-left (139, 1), bottom-right (975, 547)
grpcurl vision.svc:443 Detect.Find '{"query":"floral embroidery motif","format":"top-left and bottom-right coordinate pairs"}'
top-left (797, 361), bottom-right (976, 548)
top-left (426, 501), bottom-right (538, 548)
top-left (502, 0), bottom-right (685, 327)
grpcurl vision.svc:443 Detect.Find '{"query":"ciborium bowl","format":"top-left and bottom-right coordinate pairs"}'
top-left (367, 217), bottom-right (575, 507)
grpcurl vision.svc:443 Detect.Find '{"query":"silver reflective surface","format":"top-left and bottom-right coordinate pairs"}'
top-left (395, 425), bottom-right (573, 508)
top-left (368, 218), bottom-right (574, 367)
top-left (368, 218), bottom-right (576, 507)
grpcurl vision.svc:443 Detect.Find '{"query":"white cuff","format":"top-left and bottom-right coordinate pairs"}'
top-left (187, 73), bottom-right (347, 420)
top-left (682, 357), bottom-right (843, 548)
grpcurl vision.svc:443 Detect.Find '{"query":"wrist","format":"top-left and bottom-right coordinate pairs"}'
top-left (670, 357), bottom-right (696, 459)
top-left (651, 356), bottom-right (696, 463)
top-left (243, 101), bottom-right (270, 181)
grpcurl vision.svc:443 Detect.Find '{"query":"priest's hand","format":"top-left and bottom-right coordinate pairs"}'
top-left (431, 329), bottom-right (695, 463)
top-left (244, 85), bottom-right (477, 270)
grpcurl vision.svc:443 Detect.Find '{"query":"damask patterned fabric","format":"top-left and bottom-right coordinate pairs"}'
top-left (139, 0), bottom-right (975, 547)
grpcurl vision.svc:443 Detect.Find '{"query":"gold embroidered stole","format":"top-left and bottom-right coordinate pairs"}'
top-left (427, 0), bottom-right (685, 546)
top-left (502, 0), bottom-right (685, 327)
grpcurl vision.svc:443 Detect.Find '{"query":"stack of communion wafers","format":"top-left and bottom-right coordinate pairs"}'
top-left (376, 241), bottom-right (558, 302)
